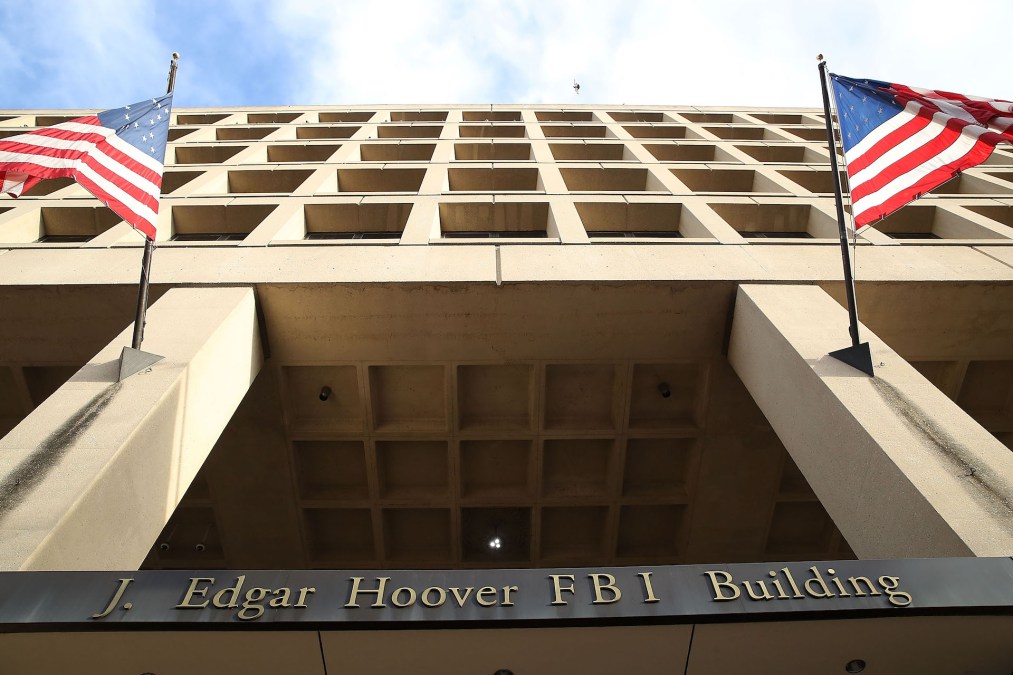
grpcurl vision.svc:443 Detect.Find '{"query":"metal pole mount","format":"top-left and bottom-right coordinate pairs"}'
top-left (119, 52), bottom-right (179, 381)
top-left (818, 55), bottom-right (874, 377)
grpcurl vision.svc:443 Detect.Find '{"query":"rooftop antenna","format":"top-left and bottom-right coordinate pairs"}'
top-left (573, 79), bottom-right (580, 95)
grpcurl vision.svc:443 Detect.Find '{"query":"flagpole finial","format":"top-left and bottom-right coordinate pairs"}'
top-left (166, 53), bottom-right (180, 95)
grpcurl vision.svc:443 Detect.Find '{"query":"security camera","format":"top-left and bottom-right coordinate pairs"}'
top-left (658, 382), bottom-right (671, 398)
top-left (319, 386), bottom-right (332, 402)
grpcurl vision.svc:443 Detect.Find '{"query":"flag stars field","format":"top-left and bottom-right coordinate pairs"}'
top-left (830, 73), bottom-right (1013, 228)
top-left (0, 92), bottom-right (174, 240)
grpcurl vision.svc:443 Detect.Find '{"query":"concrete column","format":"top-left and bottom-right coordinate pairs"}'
top-left (728, 283), bottom-right (1013, 558)
top-left (0, 287), bottom-right (263, 570)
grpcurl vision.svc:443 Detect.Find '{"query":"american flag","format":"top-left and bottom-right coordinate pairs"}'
top-left (0, 94), bottom-right (173, 240)
top-left (830, 74), bottom-right (1013, 229)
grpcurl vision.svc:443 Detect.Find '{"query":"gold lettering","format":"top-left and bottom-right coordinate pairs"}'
top-left (704, 571), bottom-right (740, 601)
top-left (295, 587), bottom-right (316, 608)
top-left (391, 587), bottom-right (417, 608)
top-left (476, 586), bottom-right (498, 607)
top-left (449, 587), bottom-right (474, 607)
top-left (238, 588), bottom-right (269, 621)
top-left (804, 567), bottom-right (833, 599)
top-left (421, 587), bottom-right (447, 608)
top-left (847, 576), bottom-right (881, 598)
top-left (781, 567), bottom-right (805, 599)
top-left (92, 578), bottom-right (133, 619)
top-left (176, 577), bottom-right (215, 609)
top-left (213, 575), bottom-right (245, 609)
top-left (827, 569), bottom-right (851, 597)
top-left (549, 575), bottom-right (576, 606)
top-left (345, 577), bottom-right (389, 608)
top-left (269, 588), bottom-right (293, 608)
top-left (878, 576), bottom-right (912, 607)
top-left (501, 585), bottom-right (518, 607)
top-left (743, 580), bottom-right (773, 601)
top-left (637, 572), bottom-right (659, 603)
top-left (589, 573), bottom-right (621, 604)
top-left (768, 571), bottom-right (789, 599)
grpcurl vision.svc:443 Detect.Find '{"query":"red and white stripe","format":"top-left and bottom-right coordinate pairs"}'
top-left (844, 88), bottom-right (1013, 229)
top-left (0, 117), bottom-right (163, 239)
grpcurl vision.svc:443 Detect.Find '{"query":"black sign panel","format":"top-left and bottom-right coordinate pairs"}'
top-left (0, 557), bottom-right (1011, 630)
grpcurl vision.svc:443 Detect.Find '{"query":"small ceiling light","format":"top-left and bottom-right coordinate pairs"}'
top-left (658, 382), bottom-right (672, 398)
top-left (158, 525), bottom-right (177, 553)
top-left (319, 386), bottom-right (332, 402)
top-left (195, 524), bottom-right (210, 552)
top-left (845, 660), bottom-right (866, 673)
top-left (488, 536), bottom-right (502, 550)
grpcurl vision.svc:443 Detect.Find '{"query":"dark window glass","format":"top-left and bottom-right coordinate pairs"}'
top-left (588, 231), bottom-right (683, 238)
top-left (304, 232), bottom-right (402, 240)
top-left (171, 233), bottom-right (247, 242)
top-left (740, 231), bottom-right (813, 239)
top-left (443, 230), bottom-right (547, 239)
top-left (886, 232), bottom-right (940, 240)
top-left (36, 234), bottom-right (93, 243)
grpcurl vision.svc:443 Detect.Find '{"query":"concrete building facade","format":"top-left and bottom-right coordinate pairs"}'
top-left (0, 103), bottom-right (1011, 673)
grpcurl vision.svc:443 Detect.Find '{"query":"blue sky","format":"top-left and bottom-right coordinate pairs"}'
top-left (2, 0), bottom-right (1012, 110)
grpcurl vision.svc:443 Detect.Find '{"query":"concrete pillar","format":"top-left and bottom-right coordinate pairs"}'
top-left (728, 284), bottom-right (1013, 558)
top-left (0, 287), bottom-right (262, 570)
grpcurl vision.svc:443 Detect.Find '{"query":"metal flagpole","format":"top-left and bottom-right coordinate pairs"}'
top-left (817, 54), bottom-right (874, 377)
top-left (119, 53), bottom-right (179, 381)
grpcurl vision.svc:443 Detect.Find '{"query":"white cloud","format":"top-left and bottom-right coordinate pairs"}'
top-left (270, 1), bottom-right (498, 104)
top-left (4, 0), bottom-right (1013, 109)
top-left (269, 0), bottom-right (1013, 108)
top-left (0, 1), bottom-right (170, 108)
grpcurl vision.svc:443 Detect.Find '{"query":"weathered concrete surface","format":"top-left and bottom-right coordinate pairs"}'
top-left (0, 287), bottom-right (262, 570)
top-left (729, 283), bottom-right (1013, 558)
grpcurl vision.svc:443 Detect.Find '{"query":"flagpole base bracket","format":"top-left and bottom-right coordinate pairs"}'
top-left (829, 342), bottom-right (875, 377)
top-left (118, 346), bottom-right (164, 382)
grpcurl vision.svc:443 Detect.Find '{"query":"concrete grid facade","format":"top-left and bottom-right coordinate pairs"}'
top-left (0, 103), bottom-right (1011, 673)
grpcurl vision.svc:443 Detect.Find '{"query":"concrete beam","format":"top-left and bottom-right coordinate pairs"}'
top-left (729, 283), bottom-right (1013, 558)
top-left (0, 287), bottom-right (262, 570)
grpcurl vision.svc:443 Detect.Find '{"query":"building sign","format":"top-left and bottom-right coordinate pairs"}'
top-left (1, 557), bottom-right (1011, 630)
